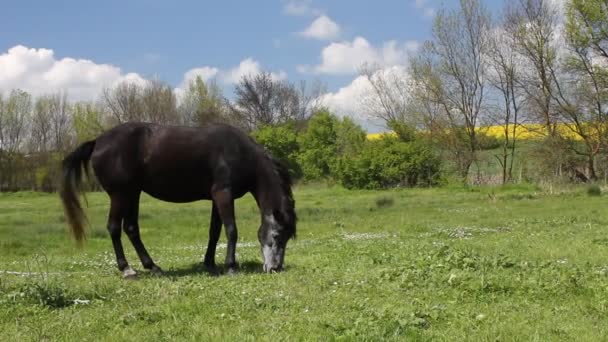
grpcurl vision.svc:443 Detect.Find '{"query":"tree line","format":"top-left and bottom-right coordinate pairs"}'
top-left (0, 72), bottom-right (328, 191)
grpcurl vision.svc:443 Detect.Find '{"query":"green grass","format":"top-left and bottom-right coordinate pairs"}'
top-left (1, 184), bottom-right (608, 340)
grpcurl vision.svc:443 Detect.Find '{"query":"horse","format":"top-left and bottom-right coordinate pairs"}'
top-left (59, 121), bottom-right (297, 278)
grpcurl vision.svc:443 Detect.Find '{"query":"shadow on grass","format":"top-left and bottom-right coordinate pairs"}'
top-left (160, 260), bottom-right (274, 278)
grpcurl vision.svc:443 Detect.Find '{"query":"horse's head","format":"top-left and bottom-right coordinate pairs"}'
top-left (258, 206), bottom-right (296, 273)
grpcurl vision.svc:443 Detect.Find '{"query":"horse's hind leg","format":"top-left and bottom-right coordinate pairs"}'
top-left (123, 192), bottom-right (162, 275)
top-left (107, 195), bottom-right (137, 279)
top-left (203, 202), bottom-right (222, 274)
top-left (212, 189), bottom-right (238, 275)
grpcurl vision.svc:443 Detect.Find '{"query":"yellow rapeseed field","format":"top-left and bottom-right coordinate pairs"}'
top-left (367, 123), bottom-right (585, 141)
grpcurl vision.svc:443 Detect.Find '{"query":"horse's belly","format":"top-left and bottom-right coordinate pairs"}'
top-left (141, 175), bottom-right (212, 203)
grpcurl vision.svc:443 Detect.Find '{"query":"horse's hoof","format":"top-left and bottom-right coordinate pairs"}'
top-left (122, 267), bottom-right (138, 280)
top-left (203, 264), bottom-right (219, 276)
top-left (149, 265), bottom-right (163, 276)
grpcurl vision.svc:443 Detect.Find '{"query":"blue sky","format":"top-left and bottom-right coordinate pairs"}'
top-left (0, 0), bottom-right (505, 130)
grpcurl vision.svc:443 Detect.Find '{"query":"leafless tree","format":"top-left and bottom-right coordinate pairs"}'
top-left (141, 78), bottom-right (179, 125)
top-left (294, 78), bottom-right (327, 125)
top-left (49, 91), bottom-right (72, 152)
top-left (0, 89), bottom-right (31, 190)
top-left (102, 81), bottom-right (144, 124)
top-left (30, 95), bottom-right (53, 153)
top-left (505, 0), bottom-right (561, 137)
top-left (547, 0), bottom-right (608, 180)
top-left (232, 71), bottom-right (321, 131)
top-left (486, 12), bottom-right (526, 184)
top-left (409, 0), bottom-right (492, 181)
top-left (358, 62), bottom-right (411, 128)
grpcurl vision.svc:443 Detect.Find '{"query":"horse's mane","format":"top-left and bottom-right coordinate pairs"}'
top-left (263, 151), bottom-right (297, 239)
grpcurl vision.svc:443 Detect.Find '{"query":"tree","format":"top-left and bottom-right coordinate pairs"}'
top-left (298, 110), bottom-right (338, 180)
top-left (486, 11), bottom-right (526, 184)
top-left (48, 91), bottom-right (72, 152)
top-left (251, 123), bottom-right (302, 178)
top-left (409, 0), bottom-right (492, 182)
top-left (141, 78), bottom-right (180, 125)
top-left (505, 0), bottom-right (561, 137)
top-left (30, 95), bottom-right (53, 153)
top-left (178, 75), bottom-right (225, 127)
top-left (73, 101), bottom-right (107, 143)
top-left (102, 81), bottom-right (144, 124)
top-left (550, 0), bottom-right (608, 180)
top-left (0, 89), bottom-right (31, 190)
top-left (231, 72), bottom-right (324, 131)
top-left (359, 63), bottom-right (412, 127)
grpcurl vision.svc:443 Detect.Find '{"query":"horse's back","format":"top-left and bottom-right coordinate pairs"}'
top-left (91, 122), bottom-right (261, 201)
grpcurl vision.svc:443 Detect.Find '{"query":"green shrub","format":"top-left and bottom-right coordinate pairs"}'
top-left (375, 196), bottom-right (395, 208)
top-left (251, 123), bottom-right (302, 179)
top-left (298, 110), bottom-right (367, 181)
top-left (587, 184), bottom-right (601, 196)
top-left (476, 131), bottom-right (501, 150)
top-left (335, 137), bottom-right (442, 190)
top-left (298, 110), bottom-right (338, 180)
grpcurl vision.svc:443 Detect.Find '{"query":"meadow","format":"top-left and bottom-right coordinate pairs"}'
top-left (1, 184), bottom-right (608, 340)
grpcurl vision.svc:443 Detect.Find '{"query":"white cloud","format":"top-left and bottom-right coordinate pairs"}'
top-left (319, 66), bottom-right (410, 131)
top-left (283, 0), bottom-right (322, 16)
top-left (182, 66), bottom-right (219, 86)
top-left (414, 0), bottom-right (435, 18)
top-left (318, 75), bottom-right (385, 132)
top-left (0, 45), bottom-right (146, 101)
top-left (299, 15), bottom-right (341, 41)
top-left (320, 75), bottom-right (372, 118)
top-left (300, 36), bottom-right (419, 75)
top-left (174, 58), bottom-right (287, 100)
top-left (220, 58), bottom-right (287, 84)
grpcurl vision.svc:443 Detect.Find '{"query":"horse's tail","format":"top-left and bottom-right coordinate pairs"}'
top-left (59, 140), bottom-right (96, 246)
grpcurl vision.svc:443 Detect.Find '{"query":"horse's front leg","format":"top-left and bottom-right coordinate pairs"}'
top-left (211, 188), bottom-right (238, 275)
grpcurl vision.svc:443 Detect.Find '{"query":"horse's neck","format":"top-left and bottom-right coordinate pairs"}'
top-left (254, 165), bottom-right (285, 217)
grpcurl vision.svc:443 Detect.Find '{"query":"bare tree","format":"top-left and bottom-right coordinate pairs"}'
top-left (358, 62), bottom-right (411, 128)
top-left (49, 91), bottom-right (72, 152)
top-left (486, 12), bottom-right (526, 184)
top-left (103, 81), bottom-right (144, 124)
top-left (232, 71), bottom-right (319, 131)
top-left (30, 95), bottom-right (53, 153)
top-left (294, 78), bottom-right (327, 125)
top-left (547, 0), bottom-right (608, 180)
top-left (409, 0), bottom-right (492, 181)
top-left (505, 0), bottom-right (561, 137)
top-left (0, 89), bottom-right (31, 190)
top-left (141, 78), bottom-right (179, 124)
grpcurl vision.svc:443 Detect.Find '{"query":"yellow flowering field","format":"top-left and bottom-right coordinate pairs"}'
top-left (367, 123), bottom-right (586, 141)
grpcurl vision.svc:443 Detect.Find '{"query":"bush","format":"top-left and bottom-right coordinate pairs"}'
top-left (251, 123), bottom-right (302, 179)
top-left (476, 131), bottom-right (501, 150)
top-left (298, 110), bottom-right (367, 181)
top-left (587, 184), bottom-right (601, 197)
top-left (298, 110), bottom-right (338, 180)
top-left (335, 137), bottom-right (442, 190)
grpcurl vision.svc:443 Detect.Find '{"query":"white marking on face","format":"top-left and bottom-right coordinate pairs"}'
top-left (264, 214), bottom-right (277, 225)
top-left (263, 245), bottom-right (274, 268)
top-left (261, 213), bottom-right (285, 272)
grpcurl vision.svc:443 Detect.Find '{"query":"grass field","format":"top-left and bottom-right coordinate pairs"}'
top-left (1, 184), bottom-right (608, 340)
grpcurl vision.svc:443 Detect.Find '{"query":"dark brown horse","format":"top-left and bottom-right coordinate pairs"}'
top-left (59, 122), bottom-right (296, 278)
